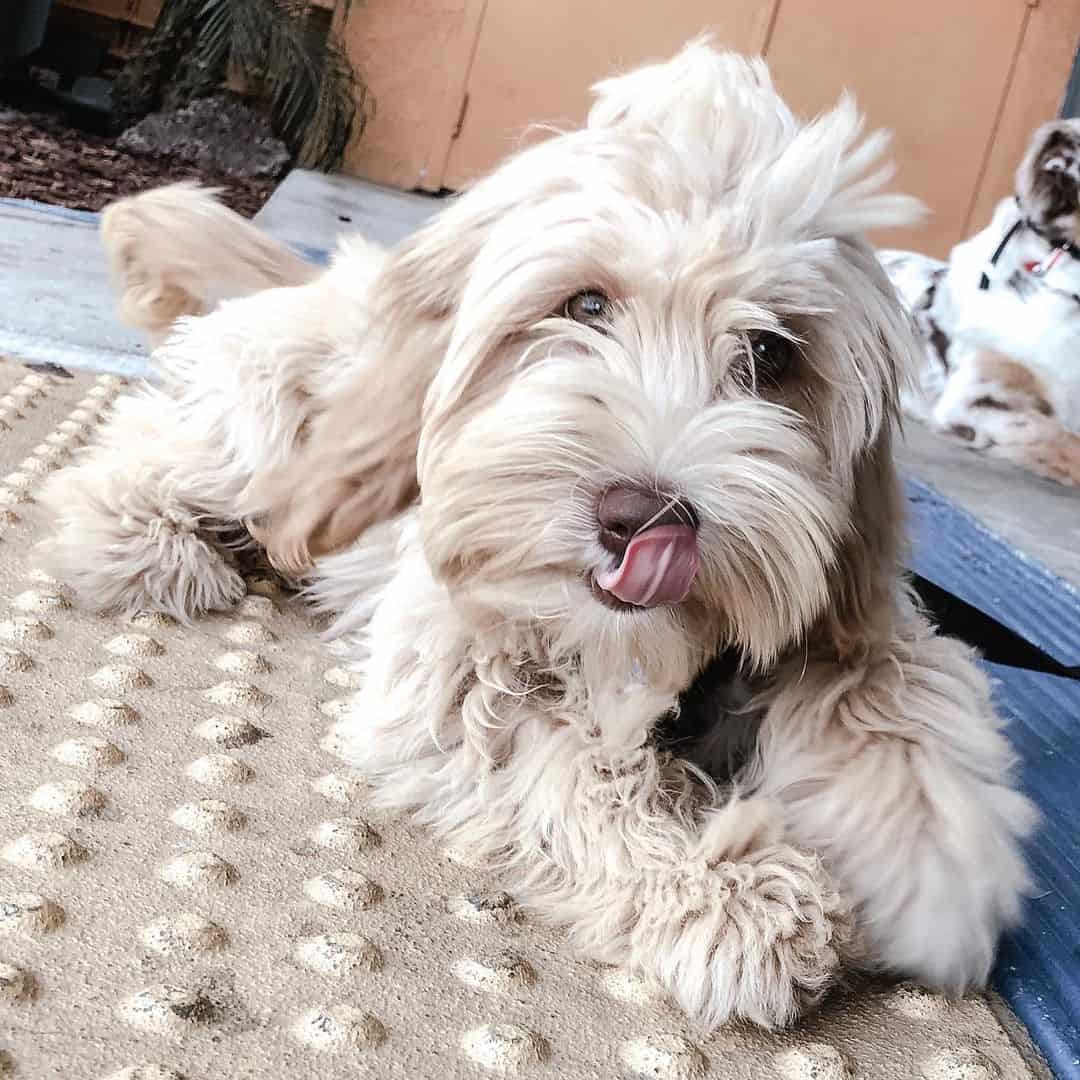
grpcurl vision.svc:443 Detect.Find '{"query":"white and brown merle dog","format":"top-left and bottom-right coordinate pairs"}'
top-left (883, 119), bottom-right (1080, 485)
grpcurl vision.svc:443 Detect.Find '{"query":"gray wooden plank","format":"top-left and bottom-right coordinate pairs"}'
top-left (897, 423), bottom-right (1080, 588)
top-left (0, 197), bottom-right (149, 376)
top-left (253, 168), bottom-right (442, 255)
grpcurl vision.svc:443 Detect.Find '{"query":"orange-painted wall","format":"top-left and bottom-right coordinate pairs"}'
top-left (340, 0), bottom-right (1080, 258)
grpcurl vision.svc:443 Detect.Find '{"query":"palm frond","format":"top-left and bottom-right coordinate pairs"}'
top-left (114, 0), bottom-right (367, 172)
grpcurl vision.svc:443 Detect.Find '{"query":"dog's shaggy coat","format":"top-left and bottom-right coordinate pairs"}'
top-left (40, 42), bottom-right (1035, 1029)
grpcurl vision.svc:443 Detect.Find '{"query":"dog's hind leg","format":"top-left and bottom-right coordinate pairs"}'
top-left (101, 182), bottom-right (317, 345)
top-left (993, 423), bottom-right (1080, 486)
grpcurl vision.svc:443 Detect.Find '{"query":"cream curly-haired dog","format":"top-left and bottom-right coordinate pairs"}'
top-left (40, 41), bottom-right (1035, 1029)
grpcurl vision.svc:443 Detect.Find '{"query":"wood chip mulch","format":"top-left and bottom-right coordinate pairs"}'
top-left (0, 106), bottom-right (277, 218)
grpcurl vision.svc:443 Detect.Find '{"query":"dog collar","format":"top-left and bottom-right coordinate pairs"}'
top-left (978, 195), bottom-right (1080, 292)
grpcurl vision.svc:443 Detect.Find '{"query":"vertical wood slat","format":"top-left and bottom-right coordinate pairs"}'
top-left (439, 0), bottom-right (779, 191)
top-left (338, 0), bottom-right (486, 192)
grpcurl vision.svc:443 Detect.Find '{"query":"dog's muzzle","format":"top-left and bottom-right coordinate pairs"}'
top-left (593, 485), bottom-right (699, 607)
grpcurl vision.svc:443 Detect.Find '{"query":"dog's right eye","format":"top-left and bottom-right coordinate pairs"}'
top-left (745, 330), bottom-right (799, 388)
top-left (564, 290), bottom-right (611, 326)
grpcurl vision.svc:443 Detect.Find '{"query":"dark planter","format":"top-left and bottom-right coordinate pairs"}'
top-left (1, 0), bottom-right (55, 64)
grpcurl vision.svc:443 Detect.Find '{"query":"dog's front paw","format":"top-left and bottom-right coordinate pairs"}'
top-left (639, 843), bottom-right (853, 1030)
top-left (38, 459), bottom-right (248, 620)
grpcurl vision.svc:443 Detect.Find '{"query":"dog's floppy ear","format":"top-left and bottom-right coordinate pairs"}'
top-left (257, 348), bottom-right (427, 577)
top-left (259, 205), bottom-right (496, 574)
top-left (815, 239), bottom-right (920, 662)
top-left (1017, 119), bottom-right (1080, 229)
top-left (821, 426), bottom-right (907, 661)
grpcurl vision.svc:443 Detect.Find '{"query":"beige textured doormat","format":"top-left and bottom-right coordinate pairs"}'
top-left (0, 359), bottom-right (1040, 1079)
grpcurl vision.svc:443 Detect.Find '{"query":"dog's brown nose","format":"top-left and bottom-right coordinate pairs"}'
top-left (597, 485), bottom-right (698, 557)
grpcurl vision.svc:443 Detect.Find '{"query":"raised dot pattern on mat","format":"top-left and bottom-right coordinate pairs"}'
top-left (774, 1042), bottom-right (853, 1080)
top-left (194, 714), bottom-right (267, 748)
top-left (303, 870), bottom-right (382, 912)
top-left (0, 892), bottom-right (65, 935)
top-left (186, 752), bottom-right (254, 786)
top-left (920, 1047), bottom-right (1001, 1080)
top-left (159, 851), bottom-right (239, 890)
top-left (619, 1035), bottom-right (708, 1080)
top-left (454, 950), bottom-right (536, 994)
top-left (292, 1005), bottom-right (387, 1051)
top-left (119, 984), bottom-right (215, 1036)
top-left (52, 736), bottom-right (126, 768)
top-left (29, 779), bottom-right (107, 817)
top-left (0, 366), bottom-right (1039, 1077)
top-left (295, 932), bottom-right (383, 976)
top-left (311, 771), bottom-right (367, 804)
top-left (170, 799), bottom-right (247, 835)
top-left (140, 914), bottom-right (228, 957)
top-left (462, 1024), bottom-right (548, 1071)
top-left (0, 961), bottom-right (37, 1003)
top-left (2, 830), bottom-right (88, 870)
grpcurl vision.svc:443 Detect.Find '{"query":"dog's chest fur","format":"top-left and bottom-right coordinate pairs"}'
top-left (654, 650), bottom-right (764, 785)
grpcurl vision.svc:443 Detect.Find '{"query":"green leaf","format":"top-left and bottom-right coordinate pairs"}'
top-left (116, 0), bottom-right (368, 172)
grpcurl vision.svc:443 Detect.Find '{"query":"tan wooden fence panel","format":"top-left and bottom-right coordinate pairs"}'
top-left (440, 0), bottom-right (779, 190)
top-left (338, 0), bottom-right (486, 193)
top-left (764, 0), bottom-right (1031, 254)
top-left (343, 0), bottom-right (1079, 258)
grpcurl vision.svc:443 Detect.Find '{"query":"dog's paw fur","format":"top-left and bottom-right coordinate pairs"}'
top-left (637, 844), bottom-right (852, 1029)
top-left (40, 476), bottom-right (245, 620)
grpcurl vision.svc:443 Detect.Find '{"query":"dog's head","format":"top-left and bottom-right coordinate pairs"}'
top-left (273, 41), bottom-right (924, 679)
top-left (1017, 119), bottom-right (1080, 246)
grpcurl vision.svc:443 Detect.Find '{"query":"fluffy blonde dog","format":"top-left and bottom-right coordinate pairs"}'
top-left (41, 42), bottom-right (1035, 1030)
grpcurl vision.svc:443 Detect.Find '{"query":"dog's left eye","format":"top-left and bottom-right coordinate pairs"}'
top-left (564, 290), bottom-right (611, 326)
top-left (746, 330), bottom-right (798, 387)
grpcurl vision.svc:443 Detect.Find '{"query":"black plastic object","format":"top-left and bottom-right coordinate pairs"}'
top-left (910, 571), bottom-right (1079, 681)
top-left (0, 0), bottom-right (54, 64)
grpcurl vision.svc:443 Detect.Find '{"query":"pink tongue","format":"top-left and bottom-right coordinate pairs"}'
top-left (595, 524), bottom-right (699, 607)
